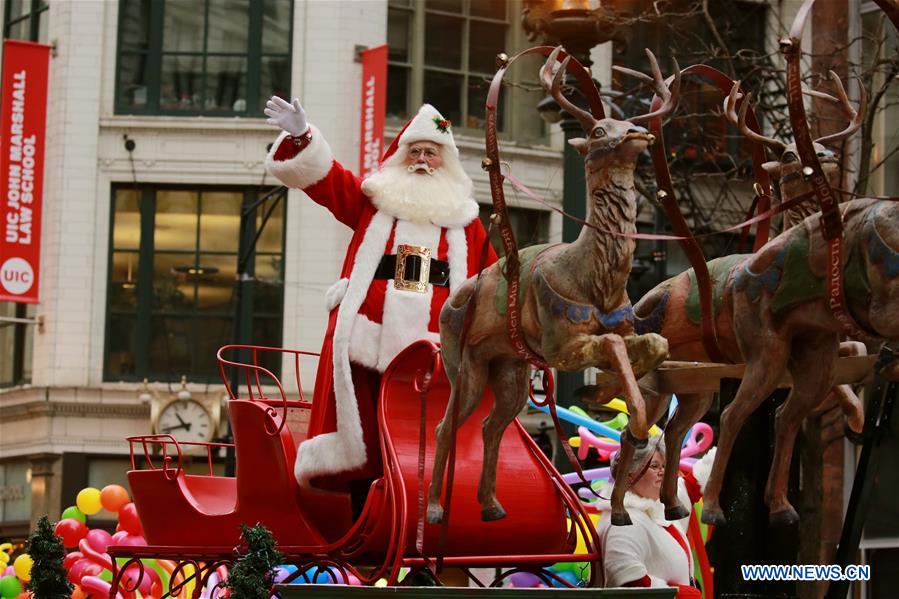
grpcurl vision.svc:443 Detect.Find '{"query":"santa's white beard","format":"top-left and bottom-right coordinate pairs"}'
top-left (361, 159), bottom-right (476, 227)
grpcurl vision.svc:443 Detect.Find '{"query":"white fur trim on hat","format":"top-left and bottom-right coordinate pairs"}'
top-left (265, 124), bottom-right (334, 190)
top-left (397, 104), bottom-right (458, 154)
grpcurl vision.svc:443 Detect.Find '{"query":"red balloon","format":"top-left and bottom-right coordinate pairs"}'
top-left (85, 528), bottom-right (113, 553)
top-left (118, 503), bottom-right (142, 536)
top-left (63, 551), bottom-right (84, 570)
top-left (99, 485), bottom-right (130, 513)
top-left (54, 518), bottom-right (88, 547)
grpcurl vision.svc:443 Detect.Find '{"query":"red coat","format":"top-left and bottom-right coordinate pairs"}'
top-left (266, 128), bottom-right (496, 484)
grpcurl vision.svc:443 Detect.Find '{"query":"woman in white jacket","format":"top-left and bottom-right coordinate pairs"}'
top-left (596, 436), bottom-right (711, 598)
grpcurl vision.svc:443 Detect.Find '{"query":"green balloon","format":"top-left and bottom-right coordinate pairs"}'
top-left (0, 575), bottom-right (23, 599)
top-left (61, 505), bottom-right (86, 523)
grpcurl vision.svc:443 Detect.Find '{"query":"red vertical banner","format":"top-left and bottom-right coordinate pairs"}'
top-left (0, 40), bottom-right (50, 304)
top-left (358, 45), bottom-right (388, 179)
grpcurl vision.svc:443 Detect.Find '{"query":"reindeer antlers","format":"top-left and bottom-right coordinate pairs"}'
top-left (539, 47), bottom-right (597, 134)
top-left (613, 48), bottom-right (681, 125)
top-left (723, 81), bottom-right (787, 154)
top-left (803, 70), bottom-right (867, 146)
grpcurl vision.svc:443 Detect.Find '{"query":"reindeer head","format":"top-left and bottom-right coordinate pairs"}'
top-left (723, 74), bottom-right (864, 203)
top-left (540, 47), bottom-right (680, 171)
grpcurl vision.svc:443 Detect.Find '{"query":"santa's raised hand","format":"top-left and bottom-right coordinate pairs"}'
top-left (264, 96), bottom-right (308, 136)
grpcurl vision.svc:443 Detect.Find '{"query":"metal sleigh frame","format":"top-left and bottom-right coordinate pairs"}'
top-left (109, 342), bottom-right (602, 597)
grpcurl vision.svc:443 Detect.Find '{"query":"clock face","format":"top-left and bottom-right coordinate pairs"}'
top-left (157, 399), bottom-right (213, 444)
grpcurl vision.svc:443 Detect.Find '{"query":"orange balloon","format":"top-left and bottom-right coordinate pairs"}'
top-left (99, 485), bottom-right (130, 513)
top-left (71, 587), bottom-right (85, 599)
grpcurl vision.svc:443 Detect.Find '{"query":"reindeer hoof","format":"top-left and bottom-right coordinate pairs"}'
top-left (769, 507), bottom-right (800, 527)
top-left (481, 504), bottom-right (507, 522)
top-left (701, 507), bottom-right (727, 527)
top-left (426, 504), bottom-right (445, 525)
top-left (844, 425), bottom-right (864, 446)
top-left (624, 428), bottom-right (648, 449)
top-left (665, 504), bottom-right (690, 521)
top-left (610, 512), bottom-right (633, 526)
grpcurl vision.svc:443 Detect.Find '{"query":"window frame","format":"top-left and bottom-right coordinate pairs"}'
top-left (388, 0), bottom-right (542, 137)
top-left (113, 0), bottom-right (293, 117)
top-left (104, 184), bottom-right (287, 383)
top-left (3, 0), bottom-right (48, 42)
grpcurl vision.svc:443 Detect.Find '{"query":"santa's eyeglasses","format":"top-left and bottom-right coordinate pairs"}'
top-left (409, 146), bottom-right (440, 159)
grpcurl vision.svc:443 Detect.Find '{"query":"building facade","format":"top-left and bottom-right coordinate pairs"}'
top-left (0, 0), bottom-right (566, 542)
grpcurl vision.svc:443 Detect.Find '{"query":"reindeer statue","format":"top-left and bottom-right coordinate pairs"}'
top-left (601, 74), bottom-right (869, 527)
top-left (425, 47), bottom-right (678, 527)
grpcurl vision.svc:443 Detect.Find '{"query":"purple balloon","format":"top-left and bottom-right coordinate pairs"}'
top-left (508, 572), bottom-right (543, 588)
top-left (85, 528), bottom-right (113, 553)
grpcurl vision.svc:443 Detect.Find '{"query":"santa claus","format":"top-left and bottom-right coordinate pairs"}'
top-left (264, 96), bottom-right (496, 491)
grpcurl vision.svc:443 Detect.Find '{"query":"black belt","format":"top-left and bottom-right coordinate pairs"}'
top-left (374, 254), bottom-right (450, 287)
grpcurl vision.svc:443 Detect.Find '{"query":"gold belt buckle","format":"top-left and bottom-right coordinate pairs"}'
top-left (395, 244), bottom-right (431, 293)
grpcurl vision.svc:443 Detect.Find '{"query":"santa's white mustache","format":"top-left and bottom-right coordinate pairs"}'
top-left (407, 163), bottom-right (435, 175)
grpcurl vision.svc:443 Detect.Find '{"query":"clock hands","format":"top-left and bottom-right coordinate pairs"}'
top-left (160, 406), bottom-right (194, 434)
top-left (175, 412), bottom-right (192, 430)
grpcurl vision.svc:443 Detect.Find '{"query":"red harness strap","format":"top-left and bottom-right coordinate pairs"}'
top-left (646, 65), bottom-right (774, 363)
top-left (782, 0), bottom-right (878, 343)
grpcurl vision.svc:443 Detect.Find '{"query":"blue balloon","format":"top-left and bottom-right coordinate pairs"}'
top-left (300, 566), bottom-right (344, 584)
top-left (548, 570), bottom-right (580, 588)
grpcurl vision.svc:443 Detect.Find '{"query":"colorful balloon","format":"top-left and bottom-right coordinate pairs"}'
top-left (0, 575), bottom-right (22, 599)
top-left (11, 555), bottom-right (31, 583)
top-left (99, 485), bottom-right (130, 513)
top-left (54, 518), bottom-right (88, 548)
top-left (76, 488), bottom-right (102, 516)
top-left (85, 529), bottom-right (113, 554)
top-left (117, 503), bottom-right (142, 536)
top-left (61, 506), bottom-right (86, 523)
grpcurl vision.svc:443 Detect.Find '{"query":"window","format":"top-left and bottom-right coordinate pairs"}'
top-left (3, 0), bottom-right (48, 42)
top-left (478, 205), bottom-right (550, 255)
top-left (105, 186), bottom-right (286, 382)
top-left (115, 0), bottom-right (292, 116)
top-left (387, 0), bottom-right (546, 142)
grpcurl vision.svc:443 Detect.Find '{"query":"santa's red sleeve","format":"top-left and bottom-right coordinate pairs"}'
top-left (265, 126), bottom-right (368, 228)
top-left (465, 217), bottom-right (499, 273)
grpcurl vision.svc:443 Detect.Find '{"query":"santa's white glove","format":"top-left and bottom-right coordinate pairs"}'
top-left (264, 96), bottom-right (308, 137)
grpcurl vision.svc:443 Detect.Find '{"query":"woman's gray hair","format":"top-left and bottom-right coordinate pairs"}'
top-left (610, 435), bottom-right (666, 482)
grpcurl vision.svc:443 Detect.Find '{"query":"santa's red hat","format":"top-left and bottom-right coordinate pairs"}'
top-left (381, 104), bottom-right (457, 165)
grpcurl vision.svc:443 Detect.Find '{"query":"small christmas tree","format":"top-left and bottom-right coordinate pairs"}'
top-left (225, 524), bottom-right (285, 599)
top-left (26, 516), bottom-right (74, 599)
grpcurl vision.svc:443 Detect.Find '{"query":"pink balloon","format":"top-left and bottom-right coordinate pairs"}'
top-left (116, 534), bottom-right (146, 547)
top-left (346, 574), bottom-right (361, 585)
top-left (110, 531), bottom-right (129, 545)
top-left (85, 528), bottom-right (113, 553)
top-left (77, 538), bottom-right (113, 571)
top-left (67, 559), bottom-right (102, 585)
top-left (2, 566), bottom-right (13, 577)
top-left (79, 576), bottom-right (124, 599)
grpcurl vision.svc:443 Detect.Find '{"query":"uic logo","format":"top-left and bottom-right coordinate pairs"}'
top-left (1, 257), bottom-right (34, 295)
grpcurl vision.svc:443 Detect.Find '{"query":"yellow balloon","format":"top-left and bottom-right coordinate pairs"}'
top-left (13, 554), bottom-right (32, 582)
top-left (76, 487), bottom-right (102, 516)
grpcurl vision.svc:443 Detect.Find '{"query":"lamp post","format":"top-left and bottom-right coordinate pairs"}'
top-left (521, 0), bottom-right (634, 467)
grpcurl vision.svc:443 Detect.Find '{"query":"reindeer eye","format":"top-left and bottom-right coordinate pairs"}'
top-left (592, 127), bottom-right (606, 138)
top-left (782, 152), bottom-right (798, 163)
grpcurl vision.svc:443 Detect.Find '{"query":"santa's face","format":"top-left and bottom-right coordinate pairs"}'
top-left (406, 140), bottom-right (444, 175)
top-left (360, 142), bottom-right (476, 226)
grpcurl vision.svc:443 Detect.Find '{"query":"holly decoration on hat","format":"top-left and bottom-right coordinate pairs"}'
top-left (433, 116), bottom-right (451, 133)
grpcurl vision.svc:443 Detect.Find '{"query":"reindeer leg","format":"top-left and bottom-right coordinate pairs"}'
top-left (609, 387), bottom-right (672, 526)
top-left (702, 359), bottom-right (784, 527)
top-left (478, 359), bottom-right (530, 521)
top-left (766, 336), bottom-right (837, 526)
top-left (661, 392), bottom-right (714, 521)
top-left (596, 333), bottom-right (650, 443)
top-left (426, 348), bottom-right (489, 524)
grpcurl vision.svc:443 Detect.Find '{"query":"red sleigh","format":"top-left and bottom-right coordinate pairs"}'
top-left (111, 340), bottom-right (600, 591)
